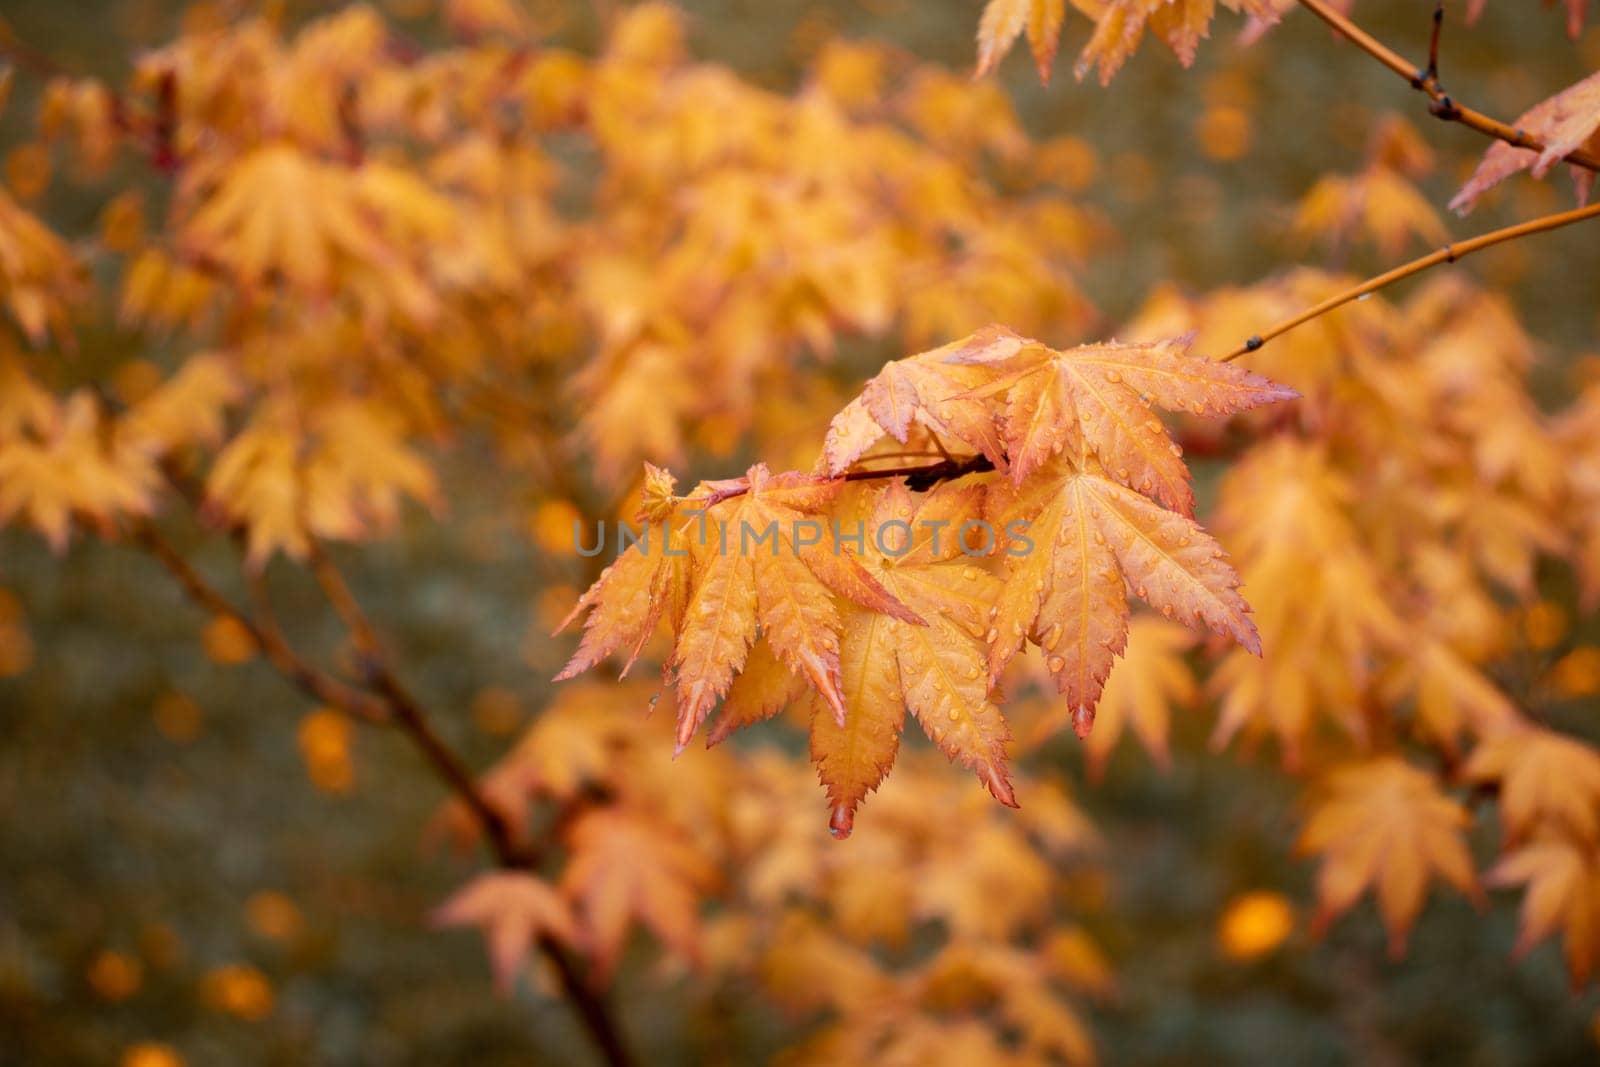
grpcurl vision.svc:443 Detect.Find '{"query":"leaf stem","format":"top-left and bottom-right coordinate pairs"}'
top-left (1219, 198), bottom-right (1600, 361)
top-left (1296, 0), bottom-right (1600, 172)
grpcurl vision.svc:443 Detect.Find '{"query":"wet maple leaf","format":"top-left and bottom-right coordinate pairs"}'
top-left (1299, 758), bottom-right (1481, 955)
top-left (1042, 617), bottom-right (1196, 778)
top-left (1450, 70), bottom-right (1600, 213)
top-left (986, 459), bottom-right (1260, 731)
top-left (820, 328), bottom-right (1017, 476)
top-left (1464, 727), bottom-right (1600, 845)
top-left (1487, 836), bottom-right (1600, 981)
top-left (563, 464), bottom-right (918, 751)
top-left (950, 325), bottom-right (1297, 515)
top-left (560, 808), bottom-right (716, 981)
top-left (811, 482), bottom-right (1016, 838)
top-left (433, 872), bottom-right (581, 995)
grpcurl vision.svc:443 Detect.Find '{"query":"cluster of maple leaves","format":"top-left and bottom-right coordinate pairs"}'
top-left (4, 0), bottom-right (1600, 1059)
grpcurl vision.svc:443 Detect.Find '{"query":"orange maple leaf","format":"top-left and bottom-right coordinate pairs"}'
top-left (433, 872), bottom-right (582, 995)
top-left (1450, 70), bottom-right (1600, 213)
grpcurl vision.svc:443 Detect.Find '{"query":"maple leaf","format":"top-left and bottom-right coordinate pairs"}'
top-left (986, 458), bottom-right (1260, 734)
top-left (1208, 440), bottom-right (1409, 764)
top-left (560, 808), bottom-right (716, 982)
top-left (976, 0), bottom-right (1067, 82)
top-left (0, 392), bottom-right (159, 551)
top-left (951, 325), bottom-right (1297, 515)
top-left (119, 355), bottom-right (245, 456)
top-left (1464, 727), bottom-right (1600, 846)
top-left (1291, 166), bottom-right (1449, 259)
top-left (1298, 758), bottom-right (1481, 955)
top-left (1046, 617), bottom-right (1196, 779)
top-left (1487, 836), bottom-right (1600, 981)
top-left (0, 188), bottom-right (81, 344)
top-left (553, 515), bottom-right (693, 684)
top-left (820, 328), bottom-right (1018, 476)
top-left (558, 464), bottom-right (918, 752)
top-left (810, 482), bottom-right (1015, 838)
top-left (1071, 0), bottom-right (1272, 86)
top-left (206, 401), bottom-right (439, 567)
top-left (1450, 70), bottom-right (1600, 213)
top-left (1558, 383), bottom-right (1600, 609)
top-left (433, 872), bottom-right (581, 995)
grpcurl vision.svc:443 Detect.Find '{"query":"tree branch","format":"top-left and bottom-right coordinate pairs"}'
top-left (1297, 0), bottom-right (1600, 173)
top-left (134, 524), bottom-right (390, 722)
top-left (1220, 198), bottom-right (1600, 361)
top-left (304, 542), bottom-right (637, 1067)
top-left (137, 515), bottom-right (634, 1066)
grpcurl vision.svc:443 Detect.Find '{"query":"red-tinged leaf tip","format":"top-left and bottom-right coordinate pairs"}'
top-left (980, 763), bottom-right (1019, 808)
top-left (828, 804), bottom-right (854, 839)
top-left (1072, 704), bottom-right (1096, 739)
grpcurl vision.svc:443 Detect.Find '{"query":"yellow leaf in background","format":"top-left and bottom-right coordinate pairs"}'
top-left (1465, 727), bottom-right (1600, 845)
top-left (0, 188), bottom-right (80, 344)
top-left (86, 949), bottom-right (142, 1001)
top-left (0, 392), bottom-right (158, 551)
top-left (1299, 758), bottom-right (1480, 955)
top-left (1292, 167), bottom-right (1449, 259)
top-left (1488, 836), bottom-right (1600, 982)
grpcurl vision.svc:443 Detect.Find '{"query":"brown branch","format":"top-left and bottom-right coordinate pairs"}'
top-left (1220, 198), bottom-right (1600, 361)
top-left (1297, 0), bottom-right (1600, 173)
top-left (134, 524), bottom-right (390, 722)
top-left (138, 511), bottom-right (633, 1064)
top-left (304, 543), bottom-right (636, 1067)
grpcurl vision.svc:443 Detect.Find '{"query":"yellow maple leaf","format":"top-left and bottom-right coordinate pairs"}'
top-left (1465, 727), bottom-right (1600, 846)
top-left (1298, 758), bottom-right (1481, 955)
top-left (1488, 836), bottom-right (1600, 982)
top-left (987, 459), bottom-right (1259, 731)
top-left (811, 482), bottom-right (1015, 837)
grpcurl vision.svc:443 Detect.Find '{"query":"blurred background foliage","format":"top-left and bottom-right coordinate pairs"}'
top-left (1, 0), bottom-right (1599, 1063)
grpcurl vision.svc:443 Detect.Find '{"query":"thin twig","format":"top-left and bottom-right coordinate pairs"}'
top-left (134, 524), bottom-right (390, 722)
top-left (1297, 0), bottom-right (1600, 172)
top-left (1426, 1), bottom-right (1444, 83)
top-left (1220, 198), bottom-right (1600, 361)
top-left (304, 542), bottom-right (636, 1067)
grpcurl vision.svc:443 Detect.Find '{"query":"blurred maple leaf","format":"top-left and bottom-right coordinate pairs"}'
top-left (1299, 758), bottom-right (1481, 955)
top-left (1450, 70), bottom-right (1600, 213)
top-left (434, 872), bottom-right (581, 995)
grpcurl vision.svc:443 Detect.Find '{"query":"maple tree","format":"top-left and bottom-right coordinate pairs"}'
top-left (5, 0), bottom-right (1600, 1062)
